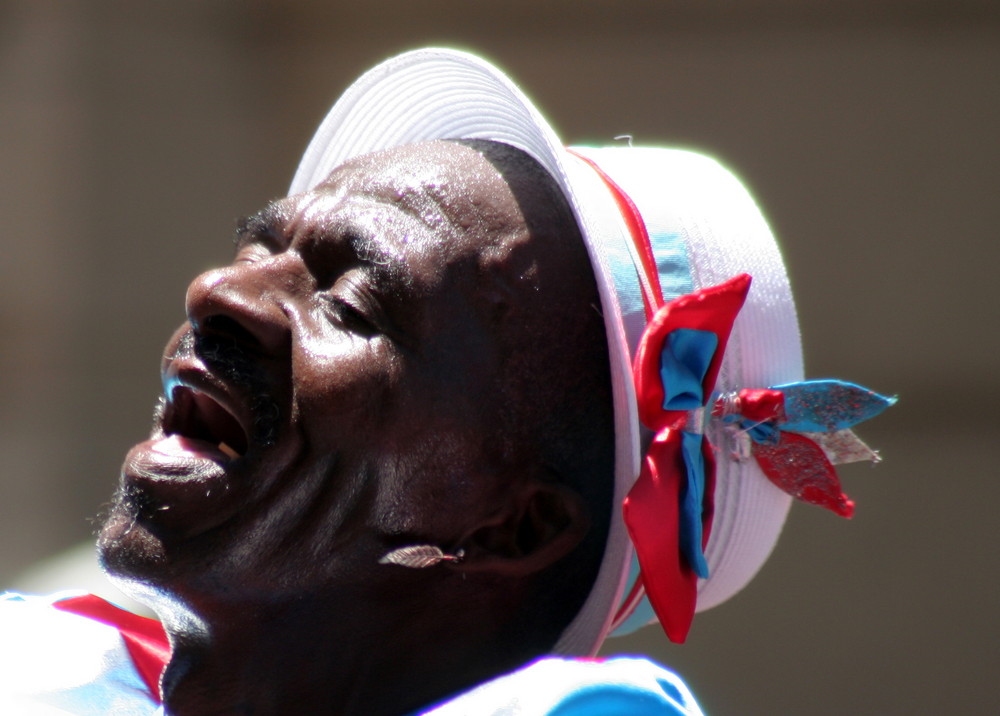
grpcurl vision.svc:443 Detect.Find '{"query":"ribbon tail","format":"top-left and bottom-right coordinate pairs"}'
top-left (623, 430), bottom-right (715, 643)
top-left (752, 432), bottom-right (855, 517)
top-left (775, 380), bottom-right (897, 432)
top-left (678, 431), bottom-right (715, 579)
top-left (798, 428), bottom-right (880, 465)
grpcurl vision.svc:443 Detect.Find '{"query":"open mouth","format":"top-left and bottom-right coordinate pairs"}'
top-left (163, 386), bottom-right (249, 460)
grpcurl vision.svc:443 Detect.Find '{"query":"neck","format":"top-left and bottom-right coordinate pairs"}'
top-left (155, 589), bottom-right (539, 716)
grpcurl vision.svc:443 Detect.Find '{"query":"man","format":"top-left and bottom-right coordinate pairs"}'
top-left (1, 49), bottom-right (891, 715)
top-left (99, 137), bottom-right (617, 715)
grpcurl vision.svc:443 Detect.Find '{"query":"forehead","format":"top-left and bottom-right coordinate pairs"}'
top-left (288, 141), bottom-right (527, 275)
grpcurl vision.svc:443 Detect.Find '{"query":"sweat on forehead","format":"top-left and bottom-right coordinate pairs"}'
top-left (233, 139), bottom-right (589, 311)
top-left (306, 140), bottom-right (531, 245)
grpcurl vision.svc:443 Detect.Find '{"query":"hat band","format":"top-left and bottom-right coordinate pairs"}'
top-left (568, 150), bottom-right (662, 319)
top-left (569, 150), bottom-right (718, 640)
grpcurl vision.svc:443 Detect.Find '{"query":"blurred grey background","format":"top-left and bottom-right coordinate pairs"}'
top-left (1, 1), bottom-right (996, 714)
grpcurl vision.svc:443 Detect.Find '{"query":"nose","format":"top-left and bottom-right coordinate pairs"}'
top-left (185, 260), bottom-right (295, 357)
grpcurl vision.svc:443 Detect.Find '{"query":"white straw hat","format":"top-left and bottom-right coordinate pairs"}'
top-left (289, 48), bottom-right (891, 656)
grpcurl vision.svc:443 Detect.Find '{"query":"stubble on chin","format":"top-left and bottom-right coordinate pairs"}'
top-left (95, 396), bottom-right (169, 576)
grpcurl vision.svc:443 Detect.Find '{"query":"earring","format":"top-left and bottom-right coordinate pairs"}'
top-left (378, 545), bottom-right (465, 568)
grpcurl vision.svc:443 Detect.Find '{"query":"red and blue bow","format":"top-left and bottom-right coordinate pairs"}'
top-left (621, 274), bottom-right (894, 643)
top-left (623, 273), bottom-right (751, 643)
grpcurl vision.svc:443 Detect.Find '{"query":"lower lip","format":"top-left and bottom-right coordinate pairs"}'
top-left (118, 435), bottom-right (241, 538)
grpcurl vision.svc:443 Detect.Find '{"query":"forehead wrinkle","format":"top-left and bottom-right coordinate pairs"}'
top-left (340, 151), bottom-right (507, 246)
top-left (352, 180), bottom-right (459, 237)
top-left (306, 143), bottom-right (527, 295)
top-left (332, 142), bottom-right (524, 249)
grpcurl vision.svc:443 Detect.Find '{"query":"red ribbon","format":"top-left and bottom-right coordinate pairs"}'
top-left (622, 274), bottom-right (751, 643)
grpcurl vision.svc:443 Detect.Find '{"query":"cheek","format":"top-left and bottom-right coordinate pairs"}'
top-left (290, 327), bottom-right (398, 445)
top-left (362, 394), bottom-right (503, 539)
top-left (283, 316), bottom-right (503, 539)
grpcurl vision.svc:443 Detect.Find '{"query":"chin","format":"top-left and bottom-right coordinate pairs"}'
top-left (100, 549), bottom-right (207, 640)
top-left (97, 504), bottom-right (202, 627)
top-left (97, 500), bottom-right (171, 581)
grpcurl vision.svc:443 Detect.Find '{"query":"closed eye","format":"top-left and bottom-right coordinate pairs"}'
top-left (326, 295), bottom-right (377, 337)
top-left (233, 240), bottom-right (274, 264)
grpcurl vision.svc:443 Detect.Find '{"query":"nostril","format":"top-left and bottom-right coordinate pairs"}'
top-left (203, 315), bottom-right (260, 348)
top-left (185, 266), bottom-right (293, 358)
top-left (193, 317), bottom-right (264, 387)
top-left (193, 316), bottom-right (267, 374)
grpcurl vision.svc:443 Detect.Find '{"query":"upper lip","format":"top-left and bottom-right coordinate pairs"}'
top-left (161, 361), bottom-right (252, 458)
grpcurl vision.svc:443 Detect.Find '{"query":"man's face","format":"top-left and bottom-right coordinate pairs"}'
top-left (99, 141), bottom-right (546, 604)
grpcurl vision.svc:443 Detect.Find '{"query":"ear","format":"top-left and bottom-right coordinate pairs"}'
top-left (456, 481), bottom-right (590, 576)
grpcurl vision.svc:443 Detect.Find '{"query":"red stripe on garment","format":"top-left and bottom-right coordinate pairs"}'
top-left (567, 150), bottom-right (663, 318)
top-left (54, 594), bottom-right (169, 703)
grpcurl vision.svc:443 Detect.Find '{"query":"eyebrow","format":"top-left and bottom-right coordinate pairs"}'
top-left (346, 230), bottom-right (410, 289)
top-left (234, 203), bottom-right (286, 249)
top-left (234, 201), bottom-right (411, 289)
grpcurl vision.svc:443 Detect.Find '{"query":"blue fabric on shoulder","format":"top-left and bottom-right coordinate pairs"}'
top-left (417, 657), bottom-right (704, 715)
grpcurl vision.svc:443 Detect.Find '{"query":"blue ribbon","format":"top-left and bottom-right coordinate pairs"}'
top-left (660, 328), bottom-right (718, 410)
top-left (678, 430), bottom-right (710, 579)
top-left (658, 327), bottom-right (719, 579)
